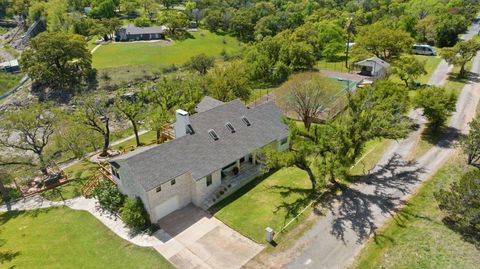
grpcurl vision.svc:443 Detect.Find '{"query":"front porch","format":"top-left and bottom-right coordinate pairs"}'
top-left (200, 160), bottom-right (262, 210)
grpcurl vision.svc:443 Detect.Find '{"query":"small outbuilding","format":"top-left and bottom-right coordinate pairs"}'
top-left (0, 59), bottom-right (20, 73)
top-left (355, 56), bottom-right (389, 79)
top-left (115, 24), bottom-right (166, 42)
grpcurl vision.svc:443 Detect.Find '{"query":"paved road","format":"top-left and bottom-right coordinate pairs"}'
top-left (284, 22), bottom-right (480, 269)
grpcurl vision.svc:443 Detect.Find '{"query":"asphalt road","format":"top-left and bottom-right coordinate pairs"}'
top-left (284, 21), bottom-right (480, 269)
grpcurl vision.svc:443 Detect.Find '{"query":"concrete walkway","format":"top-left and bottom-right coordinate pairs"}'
top-left (284, 21), bottom-right (480, 269)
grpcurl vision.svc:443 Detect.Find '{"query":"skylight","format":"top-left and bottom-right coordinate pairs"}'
top-left (186, 124), bottom-right (195, 135)
top-left (208, 129), bottom-right (219, 141)
top-left (225, 122), bottom-right (236, 133)
top-left (241, 116), bottom-right (251, 126)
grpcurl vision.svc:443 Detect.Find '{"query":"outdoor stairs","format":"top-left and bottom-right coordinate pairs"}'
top-left (199, 165), bottom-right (262, 210)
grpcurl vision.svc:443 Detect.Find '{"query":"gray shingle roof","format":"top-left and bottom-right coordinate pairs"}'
top-left (122, 24), bottom-right (166, 35)
top-left (356, 56), bottom-right (390, 68)
top-left (195, 96), bottom-right (225, 113)
top-left (110, 99), bottom-right (289, 191)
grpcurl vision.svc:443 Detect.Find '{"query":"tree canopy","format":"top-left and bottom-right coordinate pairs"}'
top-left (21, 32), bottom-right (95, 94)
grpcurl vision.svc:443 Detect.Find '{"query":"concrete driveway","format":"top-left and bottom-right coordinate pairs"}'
top-left (154, 204), bottom-right (263, 269)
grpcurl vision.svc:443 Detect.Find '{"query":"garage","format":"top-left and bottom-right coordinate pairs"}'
top-left (153, 195), bottom-right (180, 221)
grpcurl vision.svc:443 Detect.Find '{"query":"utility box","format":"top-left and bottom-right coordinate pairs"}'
top-left (265, 227), bottom-right (274, 242)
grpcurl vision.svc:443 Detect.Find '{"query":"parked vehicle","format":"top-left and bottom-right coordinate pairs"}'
top-left (412, 44), bottom-right (437, 56)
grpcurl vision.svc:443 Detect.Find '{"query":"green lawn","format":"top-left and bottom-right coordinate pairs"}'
top-left (212, 167), bottom-right (315, 243)
top-left (0, 207), bottom-right (173, 269)
top-left (0, 73), bottom-right (21, 95)
top-left (112, 130), bottom-right (158, 151)
top-left (92, 30), bottom-right (242, 69)
top-left (351, 153), bottom-right (480, 269)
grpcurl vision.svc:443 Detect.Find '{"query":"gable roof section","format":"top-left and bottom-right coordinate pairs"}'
top-left (356, 56), bottom-right (390, 68)
top-left (195, 96), bottom-right (225, 113)
top-left (122, 24), bottom-right (166, 35)
top-left (111, 99), bottom-right (289, 192)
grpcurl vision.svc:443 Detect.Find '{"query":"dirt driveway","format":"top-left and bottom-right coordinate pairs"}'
top-left (155, 204), bottom-right (263, 269)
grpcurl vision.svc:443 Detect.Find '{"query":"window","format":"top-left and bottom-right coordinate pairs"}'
top-left (241, 116), bottom-right (251, 126)
top-left (225, 122), bottom-right (236, 133)
top-left (171, 179), bottom-right (176, 185)
top-left (281, 137), bottom-right (288, 145)
top-left (208, 129), bottom-right (219, 141)
top-left (186, 124), bottom-right (195, 135)
top-left (206, 175), bottom-right (212, 186)
top-left (156, 186), bottom-right (162, 192)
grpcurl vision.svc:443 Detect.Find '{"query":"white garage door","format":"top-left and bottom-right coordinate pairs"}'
top-left (154, 195), bottom-right (180, 221)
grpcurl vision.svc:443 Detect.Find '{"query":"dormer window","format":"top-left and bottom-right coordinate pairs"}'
top-left (186, 124), bottom-right (195, 135)
top-left (208, 129), bottom-right (219, 141)
top-left (225, 122), bottom-right (235, 133)
top-left (241, 116), bottom-right (251, 126)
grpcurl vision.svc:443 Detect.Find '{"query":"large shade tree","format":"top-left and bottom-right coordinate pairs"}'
top-left (21, 32), bottom-right (95, 93)
top-left (354, 22), bottom-right (414, 60)
top-left (440, 39), bottom-right (480, 78)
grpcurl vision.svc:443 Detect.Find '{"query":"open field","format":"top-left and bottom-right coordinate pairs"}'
top-left (92, 30), bottom-right (242, 69)
top-left (351, 152), bottom-right (480, 269)
top-left (0, 207), bottom-right (173, 269)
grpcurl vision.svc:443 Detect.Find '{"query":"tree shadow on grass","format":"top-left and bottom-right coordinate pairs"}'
top-left (318, 154), bottom-right (426, 244)
top-left (421, 126), bottom-right (463, 150)
top-left (266, 185), bottom-right (321, 229)
top-left (0, 239), bottom-right (20, 266)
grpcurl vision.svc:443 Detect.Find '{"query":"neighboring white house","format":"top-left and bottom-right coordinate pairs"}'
top-left (356, 56), bottom-right (390, 79)
top-left (109, 97), bottom-right (290, 223)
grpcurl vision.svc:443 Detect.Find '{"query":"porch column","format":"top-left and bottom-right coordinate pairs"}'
top-left (236, 159), bottom-right (240, 170)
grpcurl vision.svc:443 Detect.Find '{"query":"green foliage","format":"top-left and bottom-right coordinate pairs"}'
top-left (461, 115), bottom-right (480, 165)
top-left (392, 55), bottom-right (427, 88)
top-left (120, 197), bottom-right (149, 231)
top-left (134, 16), bottom-right (151, 27)
top-left (186, 53), bottom-right (215, 75)
top-left (435, 13), bottom-right (469, 47)
top-left (92, 180), bottom-right (125, 213)
top-left (435, 169), bottom-right (480, 247)
top-left (355, 22), bottom-right (414, 60)
top-left (20, 32), bottom-right (94, 93)
top-left (440, 39), bottom-right (480, 77)
top-left (292, 21), bottom-right (345, 60)
top-left (415, 86), bottom-right (457, 128)
top-left (317, 81), bottom-right (411, 182)
top-left (90, 0), bottom-right (117, 19)
top-left (206, 61), bottom-right (251, 102)
top-left (158, 10), bottom-right (189, 36)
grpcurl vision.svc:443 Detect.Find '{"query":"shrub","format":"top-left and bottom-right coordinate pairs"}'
top-left (91, 180), bottom-right (124, 213)
top-left (414, 86), bottom-right (457, 129)
top-left (435, 169), bottom-right (480, 247)
top-left (120, 197), bottom-right (149, 231)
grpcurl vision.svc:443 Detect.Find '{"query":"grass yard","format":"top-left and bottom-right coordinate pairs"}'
top-left (212, 167), bottom-right (316, 243)
top-left (112, 130), bottom-right (158, 151)
top-left (0, 207), bottom-right (173, 269)
top-left (351, 152), bottom-right (480, 269)
top-left (0, 73), bottom-right (21, 95)
top-left (92, 30), bottom-right (242, 69)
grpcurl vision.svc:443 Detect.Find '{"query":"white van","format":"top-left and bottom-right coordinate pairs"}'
top-left (412, 44), bottom-right (436, 56)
